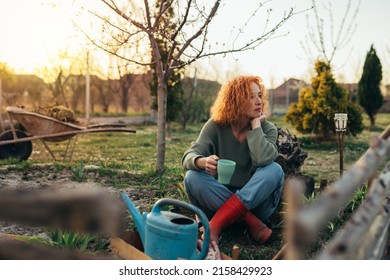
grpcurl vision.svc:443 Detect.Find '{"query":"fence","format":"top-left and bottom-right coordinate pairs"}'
top-left (275, 126), bottom-right (390, 259)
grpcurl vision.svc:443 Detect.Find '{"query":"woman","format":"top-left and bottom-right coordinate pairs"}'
top-left (181, 75), bottom-right (284, 245)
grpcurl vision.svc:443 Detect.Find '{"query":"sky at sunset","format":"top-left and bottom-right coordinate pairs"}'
top-left (0, 0), bottom-right (389, 87)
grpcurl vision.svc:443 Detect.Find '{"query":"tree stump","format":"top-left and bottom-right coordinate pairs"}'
top-left (275, 126), bottom-right (313, 197)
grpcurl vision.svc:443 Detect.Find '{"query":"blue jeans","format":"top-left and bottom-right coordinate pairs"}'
top-left (183, 162), bottom-right (284, 221)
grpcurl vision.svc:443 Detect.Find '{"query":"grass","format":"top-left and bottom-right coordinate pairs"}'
top-left (48, 229), bottom-right (95, 252)
top-left (1, 112), bottom-right (389, 259)
top-left (71, 160), bottom-right (85, 182)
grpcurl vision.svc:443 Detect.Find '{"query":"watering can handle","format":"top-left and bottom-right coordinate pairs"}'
top-left (152, 198), bottom-right (210, 260)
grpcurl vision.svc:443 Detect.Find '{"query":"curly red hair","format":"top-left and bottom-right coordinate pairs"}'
top-left (210, 75), bottom-right (269, 124)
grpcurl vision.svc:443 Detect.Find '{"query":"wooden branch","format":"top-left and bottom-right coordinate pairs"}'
top-left (358, 198), bottom-right (390, 259)
top-left (292, 136), bottom-right (390, 248)
top-left (110, 237), bottom-right (152, 260)
top-left (316, 163), bottom-right (390, 259)
top-left (379, 125), bottom-right (390, 140)
top-left (282, 177), bottom-right (306, 259)
top-left (231, 245), bottom-right (240, 260)
top-left (0, 234), bottom-right (114, 260)
top-left (0, 189), bottom-right (125, 237)
top-left (356, 125), bottom-right (390, 169)
top-left (272, 243), bottom-right (288, 260)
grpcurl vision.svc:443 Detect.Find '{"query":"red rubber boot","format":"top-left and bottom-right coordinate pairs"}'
top-left (208, 194), bottom-right (248, 244)
top-left (243, 212), bottom-right (272, 244)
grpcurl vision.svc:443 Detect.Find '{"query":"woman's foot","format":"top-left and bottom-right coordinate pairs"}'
top-left (243, 212), bottom-right (272, 244)
top-left (204, 194), bottom-right (248, 245)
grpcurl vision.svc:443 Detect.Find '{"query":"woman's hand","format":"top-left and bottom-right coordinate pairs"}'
top-left (196, 155), bottom-right (219, 176)
top-left (205, 155), bottom-right (219, 176)
top-left (250, 114), bottom-right (267, 129)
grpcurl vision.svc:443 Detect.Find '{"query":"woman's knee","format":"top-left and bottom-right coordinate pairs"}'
top-left (254, 162), bottom-right (284, 183)
top-left (183, 170), bottom-right (199, 192)
top-left (184, 169), bottom-right (210, 182)
top-left (269, 162), bottom-right (284, 180)
top-left (184, 170), bottom-right (215, 193)
top-left (184, 170), bottom-right (197, 183)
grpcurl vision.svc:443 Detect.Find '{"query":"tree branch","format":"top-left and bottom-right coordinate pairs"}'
top-left (173, 7), bottom-right (296, 68)
top-left (101, 0), bottom-right (146, 30)
top-left (173, 0), bottom-right (220, 66)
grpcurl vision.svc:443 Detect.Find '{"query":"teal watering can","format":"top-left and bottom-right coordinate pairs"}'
top-left (121, 192), bottom-right (210, 260)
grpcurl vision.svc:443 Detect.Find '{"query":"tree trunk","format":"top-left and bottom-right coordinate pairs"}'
top-left (369, 114), bottom-right (375, 128)
top-left (121, 84), bottom-right (129, 113)
top-left (156, 81), bottom-right (168, 173)
top-left (181, 119), bottom-right (187, 131)
top-left (166, 120), bottom-right (172, 140)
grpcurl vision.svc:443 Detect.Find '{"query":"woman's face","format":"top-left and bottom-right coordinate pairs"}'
top-left (245, 82), bottom-right (263, 119)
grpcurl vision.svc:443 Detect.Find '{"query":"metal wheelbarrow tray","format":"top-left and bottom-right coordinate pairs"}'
top-left (0, 106), bottom-right (136, 161)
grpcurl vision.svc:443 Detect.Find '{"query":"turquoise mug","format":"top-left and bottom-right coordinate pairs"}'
top-left (217, 159), bottom-right (236, 184)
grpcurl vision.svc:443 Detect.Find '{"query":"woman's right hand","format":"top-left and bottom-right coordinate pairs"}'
top-left (205, 155), bottom-right (219, 176)
top-left (196, 155), bottom-right (219, 176)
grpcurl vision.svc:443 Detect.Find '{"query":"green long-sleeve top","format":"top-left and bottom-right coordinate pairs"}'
top-left (181, 119), bottom-right (279, 188)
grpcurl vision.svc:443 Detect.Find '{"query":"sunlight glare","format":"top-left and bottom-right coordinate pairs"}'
top-left (0, 0), bottom-right (81, 73)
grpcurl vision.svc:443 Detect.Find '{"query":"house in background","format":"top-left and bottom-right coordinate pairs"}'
top-left (269, 78), bottom-right (308, 113)
top-left (339, 83), bottom-right (359, 101)
top-left (269, 79), bottom-right (369, 114)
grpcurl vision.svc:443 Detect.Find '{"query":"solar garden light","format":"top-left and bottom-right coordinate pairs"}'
top-left (334, 113), bottom-right (348, 176)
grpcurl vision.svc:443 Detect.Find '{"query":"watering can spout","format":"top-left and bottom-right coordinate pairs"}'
top-left (120, 192), bottom-right (146, 245)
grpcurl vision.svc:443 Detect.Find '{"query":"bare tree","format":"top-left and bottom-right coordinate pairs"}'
top-left (81, 0), bottom-right (299, 172)
top-left (301, 0), bottom-right (361, 65)
top-left (87, 54), bottom-right (122, 113)
top-left (116, 63), bottom-right (136, 113)
top-left (90, 76), bottom-right (112, 113)
top-left (181, 68), bottom-right (198, 130)
top-left (39, 49), bottom-right (85, 108)
top-left (0, 62), bottom-right (15, 128)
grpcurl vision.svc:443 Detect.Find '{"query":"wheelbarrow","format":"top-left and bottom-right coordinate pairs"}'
top-left (0, 106), bottom-right (136, 161)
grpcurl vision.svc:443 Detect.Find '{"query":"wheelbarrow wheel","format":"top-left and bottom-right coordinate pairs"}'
top-left (0, 130), bottom-right (33, 161)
